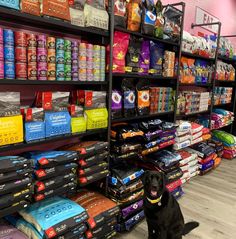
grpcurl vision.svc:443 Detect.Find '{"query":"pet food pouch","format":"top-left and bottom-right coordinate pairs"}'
top-left (154, 0), bottom-right (164, 38)
top-left (127, 0), bottom-right (142, 32)
top-left (136, 79), bottom-right (150, 115)
top-left (149, 41), bottom-right (164, 75)
top-left (141, 0), bottom-right (156, 35)
top-left (138, 40), bottom-right (150, 74)
top-left (109, 31), bottom-right (130, 73)
top-left (122, 79), bottom-right (136, 117)
top-left (114, 0), bottom-right (127, 28)
top-left (125, 36), bottom-right (142, 73)
top-left (112, 90), bottom-right (122, 119)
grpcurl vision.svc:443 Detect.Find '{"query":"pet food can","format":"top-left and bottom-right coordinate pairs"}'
top-left (15, 32), bottom-right (27, 47)
top-left (4, 61), bottom-right (15, 79)
top-left (48, 49), bottom-right (56, 64)
top-left (79, 43), bottom-right (86, 57)
top-left (4, 45), bottom-right (15, 61)
top-left (38, 63), bottom-right (47, 80)
top-left (28, 47), bottom-right (37, 63)
top-left (27, 34), bottom-right (37, 48)
top-left (72, 71), bottom-right (78, 81)
top-left (72, 42), bottom-right (78, 53)
top-left (56, 39), bottom-right (64, 51)
top-left (65, 64), bottom-right (71, 81)
top-left (56, 52), bottom-right (65, 65)
top-left (37, 48), bottom-right (47, 63)
top-left (56, 64), bottom-right (64, 81)
top-left (0, 61), bottom-right (4, 79)
top-left (15, 46), bottom-right (27, 62)
top-left (64, 39), bottom-right (71, 52)
top-left (79, 68), bottom-right (86, 81)
top-left (93, 45), bottom-right (101, 58)
top-left (47, 37), bottom-right (56, 50)
top-left (37, 35), bottom-right (47, 49)
top-left (87, 69), bottom-right (94, 81)
top-left (28, 63), bottom-right (37, 80)
top-left (0, 28), bottom-right (3, 44)
top-left (48, 63), bottom-right (56, 81)
top-left (65, 52), bottom-right (72, 65)
top-left (100, 46), bottom-right (105, 58)
top-left (3, 29), bottom-right (14, 46)
top-left (72, 50), bottom-right (78, 60)
top-left (93, 69), bottom-right (101, 81)
top-left (16, 62), bottom-right (27, 80)
top-left (0, 44), bottom-right (3, 60)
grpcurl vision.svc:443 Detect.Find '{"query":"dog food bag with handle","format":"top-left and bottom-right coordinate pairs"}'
top-left (138, 40), bottom-right (150, 74)
top-left (41, 0), bottom-right (71, 21)
top-left (127, 0), bottom-right (142, 32)
top-left (114, 0), bottom-right (127, 28)
top-left (154, 0), bottom-right (164, 38)
top-left (112, 90), bottom-right (122, 119)
top-left (141, 0), bottom-right (156, 36)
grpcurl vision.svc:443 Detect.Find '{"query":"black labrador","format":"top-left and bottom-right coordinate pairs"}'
top-left (142, 170), bottom-right (199, 239)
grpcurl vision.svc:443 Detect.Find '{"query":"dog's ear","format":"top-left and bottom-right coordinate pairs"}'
top-left (141, 170), bottom-right (150, 184)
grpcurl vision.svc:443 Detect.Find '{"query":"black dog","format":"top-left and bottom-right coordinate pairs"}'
top-left (142, 170), bottom-right (199, 239)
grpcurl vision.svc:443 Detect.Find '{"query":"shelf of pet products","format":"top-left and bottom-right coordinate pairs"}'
top-left (181, 51), bottom-right (215, 62)
top-left (176, 110), bottom-right (211, 119)
top-left (112, 111), bottom-right (175, 123)
top-left (0, 6), bottom-right (109, 38)
top-left (179, 82), bottom-right (212, 87)
top-left (0, 128), bottom-right (108, 154)
top-left (0, 79), bottom-right (108, 85)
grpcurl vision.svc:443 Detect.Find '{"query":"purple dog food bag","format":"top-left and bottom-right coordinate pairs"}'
top-left (139, 40), bottom-right (150, 74)
top-left (112, 90), bottom-right (122, 119)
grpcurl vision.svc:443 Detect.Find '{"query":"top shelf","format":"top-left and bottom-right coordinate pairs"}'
top-left (114, 27), bottom-right (180, 47)
top-left (218, 56), bottom-right (236, 64)
top-left (0, 7), bottom-right (109, 38)
top-left (181, 52), bottom-right (215, 62)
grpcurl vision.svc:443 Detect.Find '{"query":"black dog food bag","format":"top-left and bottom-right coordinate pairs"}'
top-left (112, 90), bottom-right (122, 119)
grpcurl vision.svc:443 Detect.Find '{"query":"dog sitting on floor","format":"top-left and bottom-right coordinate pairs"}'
top-left (142, 171), bottom-right (199, 239)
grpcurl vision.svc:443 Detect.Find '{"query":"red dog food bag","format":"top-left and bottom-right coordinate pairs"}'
top-left (21, 0), bottom-right (41, 16)
top-left (41, 0), bottom-right (71, 21)
top-left (109, 31), bottom-right (130, 73)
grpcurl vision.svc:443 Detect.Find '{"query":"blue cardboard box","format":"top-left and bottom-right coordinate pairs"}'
top-left (45, 111), bottom-right (71, 138)
top-left (25, 121), bottom-right (46, 142)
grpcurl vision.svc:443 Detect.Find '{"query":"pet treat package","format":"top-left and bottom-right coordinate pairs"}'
top-left (122, 79), bottom-right (136, 117)
top-left (125, 36), bottom-right (142, 73)
top-left (114, 0), bottom-right (127, 28)
top-left (136, 79), bottom-right (150, 115)
top-left (112, 90), bottom-right (122, 119)
top-left (0, 92), bottom-right (20, 117)
top-left (127, 0), bottom-right (142, 32)
top-left (108, 31), bottom-right (130, 73)
top-left (40, 0), bottom-right (71, 21)
top-left (149, 41), bottom-right (164, 75)
top-left (141, 0), bottom-right (156, 35)
top-left (154, 0), bottom-right (164, 38)
top-left (21, 0), bottom-right (40, 16)
top-left (138, 40), bottom-right (150, 74)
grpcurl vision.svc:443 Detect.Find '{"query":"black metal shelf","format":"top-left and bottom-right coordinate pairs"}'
top-left (112, 73), bottom-right (177, 81)
top-left (213, 103), bottom-right (232, 107)
top-left (179, 82), bottom-right (212, 87)
top-left (114, 27), bottom-right (180, 46)
top-left (181, 52), bottom-right (215, 61)
top-left (176, 110), bottom-right (210, 118)
top-left (112, 111), bottom-right (174, 123)
top-left (215, 80), bottom-right (235, 85)
top-left (0, 128), bottom-right (107, 153)
top-left (0, 79), bottom-right (108, 85)
top-left (218, 56), bottom-right (236, 63)
top-left (0, 6), bottom-right (109, 38)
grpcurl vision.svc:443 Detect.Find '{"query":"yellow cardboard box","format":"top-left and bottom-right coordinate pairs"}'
top-left (0, 115), bottom-right (23, 146)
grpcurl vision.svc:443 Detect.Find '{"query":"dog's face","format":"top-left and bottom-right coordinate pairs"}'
top-left (142, 171), bottom-right (165, 199)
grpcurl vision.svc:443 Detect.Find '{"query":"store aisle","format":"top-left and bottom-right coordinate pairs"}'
top-left (116, 159), bottom-right (236, 239)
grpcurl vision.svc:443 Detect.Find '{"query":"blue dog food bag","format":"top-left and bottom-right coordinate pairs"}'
top-left (45, 111), bottom-right (71, 138)
top-left (0, 0), bottom-right (19, 10)
top-left (25, 121), bottom-right (46, 142)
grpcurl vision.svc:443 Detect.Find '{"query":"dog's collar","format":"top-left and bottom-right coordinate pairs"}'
top-left (146, 195), bottom-right (162, 205)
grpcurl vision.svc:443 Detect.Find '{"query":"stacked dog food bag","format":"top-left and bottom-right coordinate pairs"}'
top-left (62, 141), bottom-right (109, 186)
top-left (6, 197), bottom-right (88, 239)
top-left (208, 139), bottom-right (223, 168)
top-left (211, 109), bottom-right (234, 130)
top-left (71, 190), bottom-right (120, 238)
top-left (212, 130), bottom-right (236, 159)
top-left (24, 151), bottom-right (78, 202)
top-left (109, 123), bottom-right (145, 232)
top-left (0, 156), bottom-right (33, 218)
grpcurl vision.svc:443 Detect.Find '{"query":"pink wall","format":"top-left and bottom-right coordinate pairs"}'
top-left (162, 0), bottom-right (236, 37)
